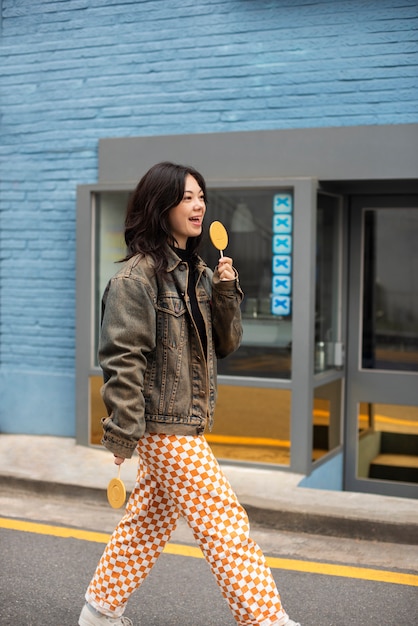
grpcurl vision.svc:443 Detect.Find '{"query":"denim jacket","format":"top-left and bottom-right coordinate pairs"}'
top-left (99, 246), bottom-right (244, 458)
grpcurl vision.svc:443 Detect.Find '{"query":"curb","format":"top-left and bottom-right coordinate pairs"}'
top-left (2, 475), bottom-right (417, 546)
top-left (0, 475), bottom-right (107, 505)
top-left (243, 504), bottom-right (418, 546)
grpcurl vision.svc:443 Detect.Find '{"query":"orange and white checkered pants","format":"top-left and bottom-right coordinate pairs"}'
top-left (86, 433), bottom-right (288, 625)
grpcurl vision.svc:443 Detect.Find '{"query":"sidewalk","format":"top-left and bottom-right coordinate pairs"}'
top-left (1, 434), bottom-right (417, 544)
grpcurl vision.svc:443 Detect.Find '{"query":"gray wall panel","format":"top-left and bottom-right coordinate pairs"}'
top-left (99, 125), bottom-right (418, 184)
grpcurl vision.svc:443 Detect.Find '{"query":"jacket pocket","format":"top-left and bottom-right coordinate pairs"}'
top-left (156, 295), bottom-right (187, 348)
top-left (154, 295), bottom-right (191, 415)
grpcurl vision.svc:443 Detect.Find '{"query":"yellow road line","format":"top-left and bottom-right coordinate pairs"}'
top-left (1, 517), bottom-right (417, 587)
top-left (0, 517), bottom-right (110, 544)
top-left (263, 557), bottom-right (418, 587)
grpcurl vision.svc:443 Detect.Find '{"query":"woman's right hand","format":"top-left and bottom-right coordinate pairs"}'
top-left (217, 256), bottom-right (235, 281)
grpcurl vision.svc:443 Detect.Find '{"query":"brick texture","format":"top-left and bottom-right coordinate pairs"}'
top-left (0, 0), bottom-right (417, 434)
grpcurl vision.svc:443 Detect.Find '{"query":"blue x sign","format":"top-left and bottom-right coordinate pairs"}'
top-left (272, 254), bottom-right (291, 275)
top-left (273, 214), bottom-right (292, 234)
top-left (271, 295), bottom-right (291, 316)
top-left (272, 275), bottom-right (291, 295)
top-left (273, 193), bottom-right (292, 214)
top-left (273, 235), bottom-right (292, 254)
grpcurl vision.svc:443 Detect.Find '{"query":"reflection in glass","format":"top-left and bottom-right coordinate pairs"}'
top-left (208, 386), bottom-right (292, 465)
top-left (357, 402), bottom-right (418, 484)
top-left (94, 192), bottom-right (129, 365)
top-left (315, 194), bottom-right (343, 373)
top-left (362, 208), bottom-right (418, 372)
top-left (312, 380), bottom-right (342, 461)
top-left (202, 188), bottom-right (293, 379)
top-left (95, 192), bottom-right (128, 297)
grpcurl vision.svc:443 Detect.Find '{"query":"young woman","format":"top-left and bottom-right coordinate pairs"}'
top-left (79, 162), bottom-right (300, 626)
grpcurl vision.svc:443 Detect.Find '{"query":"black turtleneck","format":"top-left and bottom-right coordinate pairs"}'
top-left (175, 248), bottom-right (207, 358)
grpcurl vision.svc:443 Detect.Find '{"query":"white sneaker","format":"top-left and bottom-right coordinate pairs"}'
top-left (286, 620), bottom-right (301, 626)
top-left (78, 603), bottom-right (133, 626)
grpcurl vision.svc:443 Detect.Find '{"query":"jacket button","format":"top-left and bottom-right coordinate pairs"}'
top-left (199, 390), bottom-right (205, 397)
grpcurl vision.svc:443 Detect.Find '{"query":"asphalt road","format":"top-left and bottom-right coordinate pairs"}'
top-left (1, 488), bottom-right (417, 626)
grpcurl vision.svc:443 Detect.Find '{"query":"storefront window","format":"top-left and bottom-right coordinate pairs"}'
top-left (93, 187), bottom-right (294, 379)
top-left (93, 191), bottom-right (128, 365)
top-left (202, 188), bottom-right (293, 379)
top-left (208, 386), bottom-right (292, 465)
top-left (312, 379), bottom-right (342, 462)
top-left (362, 208), bottom-right (418, 372)
top-left (357, 402), bottom-right (418, 484)
top-left (90, 188), bottom-right (293, 459)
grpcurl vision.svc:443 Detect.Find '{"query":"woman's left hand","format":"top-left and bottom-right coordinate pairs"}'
top-left (217, 256), bottom-right (235, 281)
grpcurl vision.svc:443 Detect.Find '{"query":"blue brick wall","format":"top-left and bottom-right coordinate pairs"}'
top-left (0, 0), bottom-right (417, 436)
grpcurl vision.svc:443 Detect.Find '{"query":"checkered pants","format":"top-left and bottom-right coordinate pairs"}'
top-left (86, 433), bottom-right (288, 625)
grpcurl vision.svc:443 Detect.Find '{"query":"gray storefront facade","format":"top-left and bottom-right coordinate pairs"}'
top-left (76, 124), bottom-right (418, 500)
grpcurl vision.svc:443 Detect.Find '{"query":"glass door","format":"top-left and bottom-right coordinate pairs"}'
top-left (345, 196), bottom-right (418, 498)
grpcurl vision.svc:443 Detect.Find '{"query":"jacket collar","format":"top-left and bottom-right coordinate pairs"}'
top-left (165, 245), bottom-right (207, 273)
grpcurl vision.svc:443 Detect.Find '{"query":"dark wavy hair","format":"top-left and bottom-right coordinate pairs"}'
top-left (123, 161), bottom-right (207, 273)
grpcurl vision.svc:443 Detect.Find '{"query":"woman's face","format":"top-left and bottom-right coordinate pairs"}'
top-left (168, 174), bottom-right (206, 248)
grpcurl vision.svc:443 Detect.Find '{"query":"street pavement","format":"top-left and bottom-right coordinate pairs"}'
top-left (1, 434), bottom-right (417, 545)
top-left (2, 519), bottom-right (417, 626)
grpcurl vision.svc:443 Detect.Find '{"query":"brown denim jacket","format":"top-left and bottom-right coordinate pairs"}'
top-left (99, 246), bottom-right (244, 458)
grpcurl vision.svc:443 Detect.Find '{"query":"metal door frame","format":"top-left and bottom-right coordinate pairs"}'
top-left (345, 195), bottom-right (418, 498)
